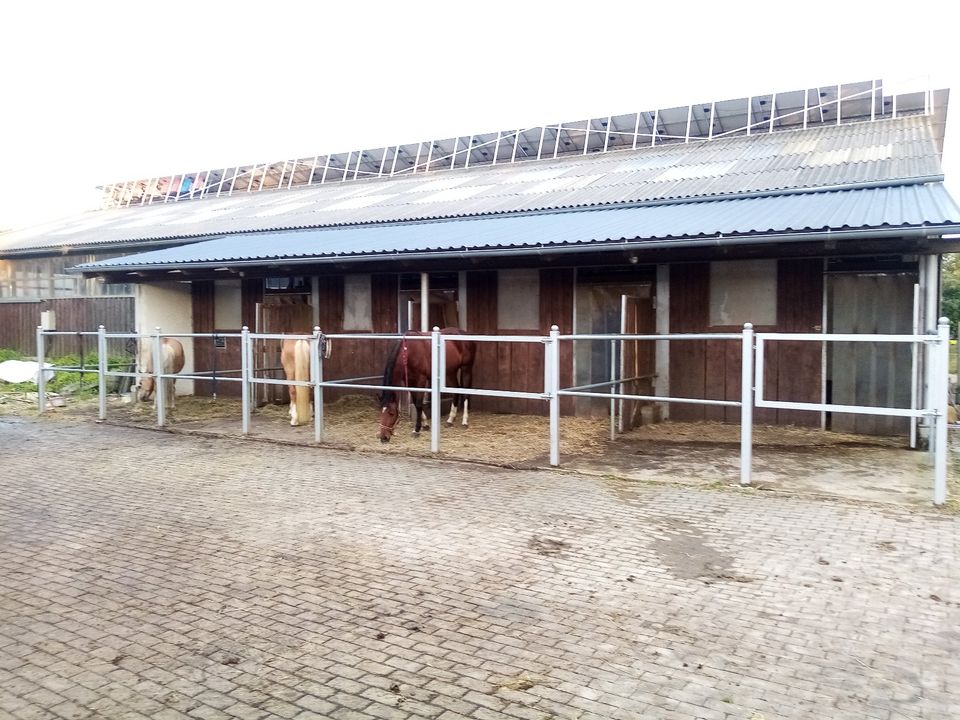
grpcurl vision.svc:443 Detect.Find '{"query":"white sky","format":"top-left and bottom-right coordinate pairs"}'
top-left (1, 0), bottom-right (958, 229)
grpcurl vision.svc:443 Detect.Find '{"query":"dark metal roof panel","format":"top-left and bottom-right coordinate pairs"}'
top-left (2, 115), bottom-right (947, 255)
top-left (76, 183), bottom-right (960, 271)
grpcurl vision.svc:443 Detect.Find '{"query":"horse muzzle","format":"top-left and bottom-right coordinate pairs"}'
top-left (378, 421), bottom-right (395, 443)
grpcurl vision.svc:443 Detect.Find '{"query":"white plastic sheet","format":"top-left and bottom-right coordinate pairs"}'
top-left (0, 360), bottom-right (55, 384)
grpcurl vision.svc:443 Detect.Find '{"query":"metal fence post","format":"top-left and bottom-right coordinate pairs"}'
top-left (549, 325), bottom-right (561, 466)
top-left (934, 317), bottom-right (950, 505)
top-left (431, 327), bottom-right (441, 453)
top-left (740, 323), bottom-right (754, 486)
top-left (924, 331), bottom-right (934, 458)
top-left (36, 326), bottom-right (46, 414)
top-left (609, 338), bottom-right (617, 441)
top-left (312, 326), bottom-right (323, 443)
top-left (153, 327), bottom-right (165, 427)
top-left (240, 326), bottom-right (250, 435)
top-left (97, 325), bottom-right (107, 421)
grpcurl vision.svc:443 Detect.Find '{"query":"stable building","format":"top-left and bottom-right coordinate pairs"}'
top-left (5, 79), bottom-right (960, 435)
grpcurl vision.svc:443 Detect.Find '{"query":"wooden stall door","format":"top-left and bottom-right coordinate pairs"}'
top-left (828, 273), bottom-right (915, 435)
top-left (574, 281), bottom-right (653, 418)
top-left (408, 297), bottom-right (460, 331)
top-left (257, 296), bottom-right (313, 405)
top-left (619, 295), bottom-right (656, 431)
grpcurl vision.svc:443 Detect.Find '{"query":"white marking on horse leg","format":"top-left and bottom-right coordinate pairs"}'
top-left (289, 402), bottom-right (298, 426)
top-left (447, 399), bottom-right (457, 426)
top-left (462, 398), bottom-right (469, 427)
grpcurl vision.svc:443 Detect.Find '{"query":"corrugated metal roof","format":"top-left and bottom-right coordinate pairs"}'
top-left (76, 183), bottom-right (960, 271)
top-left (2, 115), bottom-right (946, 255)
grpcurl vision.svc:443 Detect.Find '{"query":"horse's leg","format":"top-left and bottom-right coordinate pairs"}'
top-left (289, 384), bottom-right (298, 426)
top-left (412, 392), bottom-right (424, 435)
top-left (446, 369), bottom-right (459, 426)
top-left (420, 390), bottom-right (431, 430)
top-left (168, 379), bottom-right (176, 410)
top-left (460, 364), bottom-right (472, 427)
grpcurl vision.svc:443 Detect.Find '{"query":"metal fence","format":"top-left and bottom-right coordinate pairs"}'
top-left (35, 321), bottom-right (952, 505)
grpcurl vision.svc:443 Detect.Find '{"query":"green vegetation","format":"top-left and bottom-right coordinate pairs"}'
top-left (943, 255), bottom-right (960, 375)
top-left (0, 348), bottom-right (134, 396)
top-left (941, 254), bottom-right (960, 338)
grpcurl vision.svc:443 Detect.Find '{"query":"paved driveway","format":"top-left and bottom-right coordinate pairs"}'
top-left (1, 417), bottom-right (958, 720)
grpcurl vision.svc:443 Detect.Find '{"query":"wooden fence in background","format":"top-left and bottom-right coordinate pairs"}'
top-left (0, 297), bottom-right (135, 357)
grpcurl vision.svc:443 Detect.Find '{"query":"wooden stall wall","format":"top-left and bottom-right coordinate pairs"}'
top-left (466, 269), bottom-right (573, 415)
top-left (668, 263), bottom-right (710, 422)
top-left (241, 279), bottom-right (263, 328)
top-left (191, 275), bottom-right (399, 403)
top-left (191, 281), bottom-right (246, 398)
top-left (774, 259), bottom-right (824, 426)
top-left (318, 274), bottom-right (399, 404)
top-left (828, 272), bottom-right (914, 435)
top-left (192, 281), bottom-right (216, 397)
top-left (0, 297), bottom-right (134, 357)
top-left (541, 268), bottom-right (575, 416)
top-left (669, 260), bottom-right (822, 426)
top-left (465, 270), bottom-right (497, 412)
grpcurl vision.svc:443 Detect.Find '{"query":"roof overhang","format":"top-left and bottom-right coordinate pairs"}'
top-left (71, 183), bottom-right (960, 278)
top-left (75, 228), bottom-right (960, 280)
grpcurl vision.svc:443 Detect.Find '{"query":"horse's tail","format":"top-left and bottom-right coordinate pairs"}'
top-left (294, 339), bottom-right (311, 422)
top-left (459, 339), bottom-right (476, 390)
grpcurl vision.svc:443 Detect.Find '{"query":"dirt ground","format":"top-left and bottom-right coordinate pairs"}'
top-left (3, 391), bottom-right (956, 509)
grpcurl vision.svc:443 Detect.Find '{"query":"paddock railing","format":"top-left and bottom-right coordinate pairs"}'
top-left (754, 325), bottom-right (950, 505)
top-left (552, 326), bottom-right (755, 482)
top-left (34, 320), bottom-right (952, 505)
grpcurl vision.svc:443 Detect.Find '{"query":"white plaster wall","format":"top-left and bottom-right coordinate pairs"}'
top-left (135, 282), bottom-right (194, 395)
top-left (214, 279), bottom-right (242, 329)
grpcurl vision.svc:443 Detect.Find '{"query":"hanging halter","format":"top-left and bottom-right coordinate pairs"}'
top-left (400, 335), bottom-right (410, 389)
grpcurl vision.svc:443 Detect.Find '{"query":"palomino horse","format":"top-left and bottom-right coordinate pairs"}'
top-left (280, 338), bottom-right (312, 426)
top-left (377, 328), bottom-right (476, 442)
top-left (138, 337), bottom-right (186, 409)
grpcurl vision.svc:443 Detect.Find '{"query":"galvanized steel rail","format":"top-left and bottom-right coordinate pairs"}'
top-left (34, 320), bottom-right (952, 504)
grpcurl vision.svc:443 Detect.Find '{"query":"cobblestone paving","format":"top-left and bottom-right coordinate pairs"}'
top-left (1, 417), bottom-right (958, 720)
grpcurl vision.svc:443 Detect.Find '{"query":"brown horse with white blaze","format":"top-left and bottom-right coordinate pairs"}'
top-left (377, 328), bottom-right (476, 442)
top-left (138, 337), bottom-right (186, 409)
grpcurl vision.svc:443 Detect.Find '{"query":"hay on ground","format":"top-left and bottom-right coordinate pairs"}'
top-left (20, 392), bottom-right (907, 466)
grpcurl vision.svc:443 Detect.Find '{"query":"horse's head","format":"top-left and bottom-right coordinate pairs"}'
top-left (377, 394), bottom-right (400, 442)
top-left (138, 374), bottom-right (155, 402)
top-left (137, 340), bottom-right (154, 402)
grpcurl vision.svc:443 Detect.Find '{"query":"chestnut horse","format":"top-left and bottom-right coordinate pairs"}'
top-left (138, 337), bottom-right (186, 409)
top-left (280, 338), bottom-right (312, 426)
top-left (377, 328), bottom-right (476, 442)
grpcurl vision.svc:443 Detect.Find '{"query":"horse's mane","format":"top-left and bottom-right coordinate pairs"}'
top-left (379, 340), bottom-right (401, 406)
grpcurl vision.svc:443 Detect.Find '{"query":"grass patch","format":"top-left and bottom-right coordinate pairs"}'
top-left (0, 348), bottom-right (134, 396)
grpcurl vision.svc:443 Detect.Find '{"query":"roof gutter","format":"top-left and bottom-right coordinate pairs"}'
top-left (72, 224), bottom-right (960, 275)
